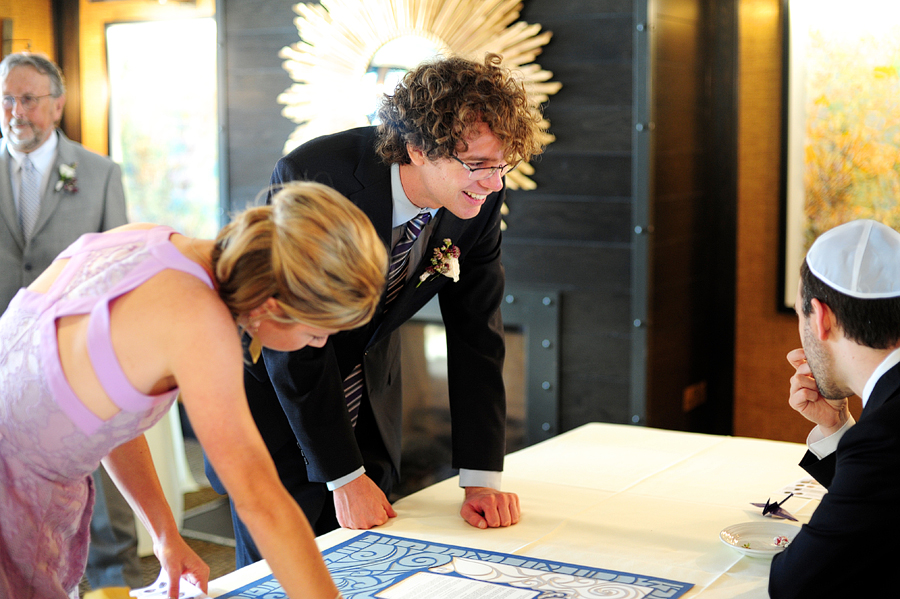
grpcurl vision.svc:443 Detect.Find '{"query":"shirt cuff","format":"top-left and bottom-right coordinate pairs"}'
top-left (326, 466), bottom-right (366, 491)
top-left (458, 468), bottom-right (502, 490)
top-left (807, 417), bottom-right (856, 459)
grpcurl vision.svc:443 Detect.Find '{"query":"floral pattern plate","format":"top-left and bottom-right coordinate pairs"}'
top-left (719, 521), bottom-right (801, 558)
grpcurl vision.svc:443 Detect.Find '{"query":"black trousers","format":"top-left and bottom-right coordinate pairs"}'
top-left (205, 394), bottom-right (396, 568)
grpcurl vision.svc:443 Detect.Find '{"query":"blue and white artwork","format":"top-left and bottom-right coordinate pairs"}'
top-left (218, 533), bottom-right (693, 599)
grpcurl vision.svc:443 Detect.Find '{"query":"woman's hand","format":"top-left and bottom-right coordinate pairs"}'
top-left (154, 533), bottom-right (210, 598)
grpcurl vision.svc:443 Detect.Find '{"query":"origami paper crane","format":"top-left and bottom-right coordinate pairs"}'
top-left (751, 493), bottom-right (797, 521)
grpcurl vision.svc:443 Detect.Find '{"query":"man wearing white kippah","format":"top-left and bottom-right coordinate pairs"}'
top-left (770, 219), bottom-right (900, 598)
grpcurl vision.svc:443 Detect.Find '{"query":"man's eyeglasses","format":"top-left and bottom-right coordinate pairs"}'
top-left (2, 94), bottom-right (53, 111)
top-left (450, 155), bottom-right (518, 181)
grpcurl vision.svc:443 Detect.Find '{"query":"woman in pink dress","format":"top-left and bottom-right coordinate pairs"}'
top-left (0, 181), bottom-right (387, 599)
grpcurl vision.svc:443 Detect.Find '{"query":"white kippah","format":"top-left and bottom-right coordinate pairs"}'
top-left (807, 219), bottom-right (900, 299)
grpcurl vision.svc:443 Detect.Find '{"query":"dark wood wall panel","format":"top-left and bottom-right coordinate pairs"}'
top-left (547, 63), bottom-right (632, 106)
top-left (532, 16), bottom-right (633, 63)
top-left (640, 0), bottom-right (738, 435)
top-left (503, 243), bottom-right (631, 291)
top-left (657, 0), bottom-right (700, 20)
top-left (565, 288), bottom-right (632, 332)
top-left (525, 0), bottom-right (634, 14)
top-left (643, 1), bottom-right (707, 430)
top-left (653, 192), bottom-right (702, 247)
top-left (514, 1), bottom-right (635, 428)
top-left (655, 151), bottom-right (702, 196)
top-left (522, 154), bottom-right (632, 196)
top-left (699, 0), bottom-right (738, 435)
top-left (656, 15), bottom-right (700, 63)
top-left (503, 195), bottom-right (631, 243)
top-left (548, 107), bottom-right (633, 153)
top-left (222, 0), bottom-right (297, 210)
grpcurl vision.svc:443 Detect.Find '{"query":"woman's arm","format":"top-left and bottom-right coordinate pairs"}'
top-left (102, 436), bottom-right (210, 597)
top-left (169, 295), bottom-right (340, 599)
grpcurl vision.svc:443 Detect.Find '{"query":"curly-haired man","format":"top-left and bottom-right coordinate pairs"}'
top-left (205, 53), bottom-right (546, 567)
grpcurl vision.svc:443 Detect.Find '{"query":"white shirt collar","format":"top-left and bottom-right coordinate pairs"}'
top-left (8, 130), bottom-right (59, 177)
top-left (861, 347), bottom-right (900, 407)
top-left (390, 162), bottom-right (437, 227)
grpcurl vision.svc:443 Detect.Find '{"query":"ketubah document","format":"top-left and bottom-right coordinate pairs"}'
top-left (218, 532), bottom-right (693, 599)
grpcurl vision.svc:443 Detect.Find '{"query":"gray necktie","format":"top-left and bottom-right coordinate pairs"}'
top-left (19, 156), bottom-right (41, 239)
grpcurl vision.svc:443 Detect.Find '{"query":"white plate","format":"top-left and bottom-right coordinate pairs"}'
top-left (719, 521), bottom-right (800, 558)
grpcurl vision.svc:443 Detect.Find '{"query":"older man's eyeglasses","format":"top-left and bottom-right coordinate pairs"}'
top-left (2, 94), bottom-right (52, 111)
top-left (450, 155), bottom-right (518, 181)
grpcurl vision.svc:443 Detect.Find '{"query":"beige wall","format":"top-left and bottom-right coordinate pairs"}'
top-left (0, 0), bottom-right (55, 59)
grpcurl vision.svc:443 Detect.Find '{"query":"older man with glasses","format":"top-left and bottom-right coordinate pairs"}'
top-left (0, 51), bottom-right (127, 310)
top-left (204, 53), bottom-right (547, 568)
top-left (0, 52), bottom-right (132, 596)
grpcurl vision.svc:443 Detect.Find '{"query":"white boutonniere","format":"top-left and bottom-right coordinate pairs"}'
top-left (55, 162), bottom-right (78, 193)
top-left (417, 238), bottom-right (461, 287)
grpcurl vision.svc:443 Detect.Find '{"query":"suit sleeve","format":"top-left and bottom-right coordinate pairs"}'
top-left (438, 189), bottom-right (507, 473)
top-left (270, 158), bottom-right (290, 190)
top-left (101, 160), bottom-right (128, 229)
top-left (256, 345), bottom-right (364, 482)
top-left (769, 412), bottom-right (900, 597)
top-left (799, 449), bottom-right (836, 487)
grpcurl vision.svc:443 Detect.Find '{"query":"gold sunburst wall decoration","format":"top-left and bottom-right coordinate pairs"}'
top-left (278, 0), bottom-right (561, 190)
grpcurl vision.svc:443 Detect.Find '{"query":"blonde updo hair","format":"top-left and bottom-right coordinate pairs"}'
top-left (212, 181), bottom-right (387, 330)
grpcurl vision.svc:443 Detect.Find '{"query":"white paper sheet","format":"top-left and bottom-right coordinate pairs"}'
top-left (376, 572), bottom-right (539, 599)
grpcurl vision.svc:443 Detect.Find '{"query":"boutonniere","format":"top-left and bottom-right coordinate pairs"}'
top-left (417, 238), bottom-right (461, 287)
top-left (55, 162), bottom-right (78, 193)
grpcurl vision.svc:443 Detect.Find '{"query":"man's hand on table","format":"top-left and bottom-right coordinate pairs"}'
top-left (460, 486), bottom-right (520, 529)
top-left (334, 474), bottom-right (397, 529)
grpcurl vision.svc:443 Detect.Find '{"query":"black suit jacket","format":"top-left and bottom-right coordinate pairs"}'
top-left (245, 127), bottom-right (508, 487)
top-left (769, 361), bottom-right (900, 597)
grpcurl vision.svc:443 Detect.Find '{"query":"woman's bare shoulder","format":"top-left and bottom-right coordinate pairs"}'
top-left (105, 222), bottom-right (162, 234)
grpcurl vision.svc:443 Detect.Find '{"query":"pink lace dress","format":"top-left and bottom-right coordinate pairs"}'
top-left (0, 226), bottom-right (213, 598)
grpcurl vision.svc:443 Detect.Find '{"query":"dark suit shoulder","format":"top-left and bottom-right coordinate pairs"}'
top-left (287, 126), bottom-right (377, 157)
top-left (275, 127), bottom-right (382, 193)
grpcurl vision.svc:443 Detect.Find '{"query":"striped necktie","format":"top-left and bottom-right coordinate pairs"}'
top-left (19, 156), bottom-right (41, 239)
top-left (343, 210), bottom-right (433, 427)
top-left (384, 211), bottom-right (433, 306)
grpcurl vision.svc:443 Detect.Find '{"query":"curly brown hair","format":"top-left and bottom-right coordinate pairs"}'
top-left (374, 53), bottom-right (545, 166)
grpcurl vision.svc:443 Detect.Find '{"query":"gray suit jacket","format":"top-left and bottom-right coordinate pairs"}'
top-left (0, 130), bottom-right (128, 311)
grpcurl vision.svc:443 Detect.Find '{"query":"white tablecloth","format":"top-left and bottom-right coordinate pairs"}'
top-left (209, 423), bottom-right (817, 598)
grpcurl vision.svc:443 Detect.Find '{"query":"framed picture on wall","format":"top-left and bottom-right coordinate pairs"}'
top-left (779, 0), bottom-right (900, 310)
